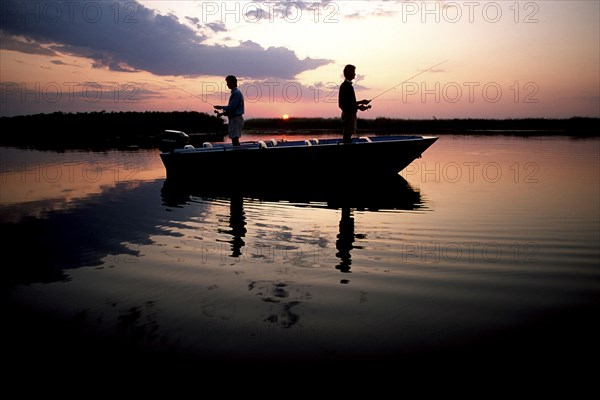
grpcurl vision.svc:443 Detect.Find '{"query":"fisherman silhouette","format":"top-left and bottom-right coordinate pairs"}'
top-left (338, 64), bottom-right (371, 144)
top-left (214, 75), bottom-right (245, 147)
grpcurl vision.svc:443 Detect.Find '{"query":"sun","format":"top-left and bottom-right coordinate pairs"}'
top-left (282, 114), bottom-right (290, 120)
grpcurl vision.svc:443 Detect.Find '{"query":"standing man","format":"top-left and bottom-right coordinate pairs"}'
top-left (338, 64), bottom-right (370, 143)
top-left (214, 75), bottom-right (245, 146)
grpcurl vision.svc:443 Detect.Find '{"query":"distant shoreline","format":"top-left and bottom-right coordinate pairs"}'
top-left (245, 116), bottom-right (599, 137)
top-left (1, 112), bottom-right (598, 150)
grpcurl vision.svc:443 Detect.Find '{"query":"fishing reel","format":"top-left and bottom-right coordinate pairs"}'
top-left (214, 109), bottom-right (225, 118)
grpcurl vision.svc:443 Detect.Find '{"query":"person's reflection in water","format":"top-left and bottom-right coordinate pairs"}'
top-left (335, 207), bottom-right (355, 273)
top-left (221, 195), bottom-right (247, 257)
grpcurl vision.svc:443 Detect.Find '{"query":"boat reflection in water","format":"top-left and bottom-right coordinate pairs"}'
top-left (161, 172), bottom-right (424, 272)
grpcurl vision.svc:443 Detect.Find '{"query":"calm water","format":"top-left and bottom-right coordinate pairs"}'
top-left (1, 135), bottom-right (599, 374)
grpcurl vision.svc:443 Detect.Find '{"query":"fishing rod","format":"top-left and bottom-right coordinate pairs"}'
top-left (138, 78), bottom-right (218, 107)
top-left (364, 59), bottom-right (449, 109)
top-left (139, 78), bottom-right (230, 118)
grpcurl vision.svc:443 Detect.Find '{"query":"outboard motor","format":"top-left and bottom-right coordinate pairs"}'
top-left (159, 130), bottom-right (190, 152)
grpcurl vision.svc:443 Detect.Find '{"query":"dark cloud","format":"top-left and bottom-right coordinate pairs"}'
top-left (0, 0), bottom-right (330, 79)
top-left (49, 58), bottom-right (83, 68)
top-left (245, 8), bottom-right (272, 21)
top-left (0, 33), bottom-right (58, 56)
top-left (185, 16), bottom-right (201, 29)
top-left (205, 21), bottom-right (227, 33)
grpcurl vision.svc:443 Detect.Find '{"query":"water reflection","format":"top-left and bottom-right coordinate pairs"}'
top-left (0, 180), bottom-right (177, 291)
top-left (220, 195), bottom-right (247, 258)
top-left (161, 174), bottom-right (424, 272)
top-left (3, 137), bottom-right (598, 370)
top-left (335, 207), bottom-right (355, 273)
top-left (161, 173), bottom-right (424, 212)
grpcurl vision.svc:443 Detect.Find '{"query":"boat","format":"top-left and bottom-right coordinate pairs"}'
top-left (157, 130), bottom-right (224, 149)
top-left (159, 130), bottom-right (438, 182)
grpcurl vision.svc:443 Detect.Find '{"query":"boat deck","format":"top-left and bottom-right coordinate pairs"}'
top-left (167, 135), bottom-right (429, 154)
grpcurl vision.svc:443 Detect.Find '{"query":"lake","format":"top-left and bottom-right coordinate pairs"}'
top-left (1, 134), bottom-right (598, 379)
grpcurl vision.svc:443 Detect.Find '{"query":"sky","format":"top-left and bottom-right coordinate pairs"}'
top-left (1, 0), bottom-right (599, 119)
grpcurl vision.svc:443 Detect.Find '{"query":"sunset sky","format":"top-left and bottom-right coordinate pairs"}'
top-left (1, 0), bottom-right (599, 119)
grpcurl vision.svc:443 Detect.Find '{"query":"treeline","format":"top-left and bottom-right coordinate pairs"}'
top-left (1, 113), bottom-right (597, 150)
top-left (246, 117), bottom-right (600, 136)
top-left (0, 111), bottom-right (226, 149)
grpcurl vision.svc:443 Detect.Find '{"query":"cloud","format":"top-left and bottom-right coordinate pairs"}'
top-left (0, 33), bottom-right (58, 56)
top-left (249, 0), bottom-right (400, 20)
top-left (205, 21), bottom-right (227, 33)
top-left (0, 0), bottom-right (331, 79)
top-left (185, 16), bottom-right (201, 29)
top-left (49, 58), bottom-right (84, 69)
